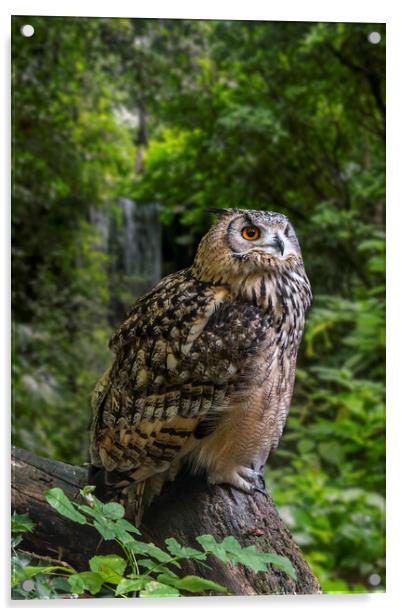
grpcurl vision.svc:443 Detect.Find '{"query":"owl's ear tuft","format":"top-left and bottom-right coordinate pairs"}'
top-left (204, 208), bottom-right (233, 217)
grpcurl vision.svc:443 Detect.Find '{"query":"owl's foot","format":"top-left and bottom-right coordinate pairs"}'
top-left (208, 465), bottom-right (266, 496)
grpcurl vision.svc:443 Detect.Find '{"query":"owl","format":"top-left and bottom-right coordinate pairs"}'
top-left (89, 208), bottom-right (312, 524)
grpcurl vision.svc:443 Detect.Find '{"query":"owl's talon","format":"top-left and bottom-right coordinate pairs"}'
top-left (253, 485), bottom-right (268, 498)
top-left (238, 466), bottom-right (260, 482)
top-left (238, 467), bottom-right (268, 496)
top-left (208, 465), bottom-right (261, 495)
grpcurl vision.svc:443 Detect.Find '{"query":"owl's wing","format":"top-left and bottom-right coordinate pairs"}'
top-left (90, 269), bottom-right (270, 482)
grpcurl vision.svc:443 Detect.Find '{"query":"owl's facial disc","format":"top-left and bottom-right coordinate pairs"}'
top-left (253, 230), bottom-right (285, 256)
top-left (226, 213), bottom-right (300, 262)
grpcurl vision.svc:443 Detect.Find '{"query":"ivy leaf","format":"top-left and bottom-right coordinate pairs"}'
top-left (89, 555), bottom-right (126, 584)
top-left (77, 504), bottom-right (107, 521)
top-left (125, 539), bottom-right (174, 564)
top-left (11, 512), bottom-right (35, 534)
top-left (145, 543), bottom-right (177, 564)
top-left (165, 537), bottom-right (207, 560)
top-left (102, 502), bottom-right (125, 520)
top-left (221, 536), bottom-right (242, 551)
top-left (68, 571), bottom-right (103, 596)
top-left (196, 534), bottom-right (296, 579)
top-left (114, 518), bottom-right (142, 543)
top-left (140, 581), bottom-right (181, 598)
top-left (12, 565), bottom-right (64, 588)
top-left (137, 559), bottom-right (180, 575)
top-left (158, 573), bottom-right (227, 594)
top-left (259, 554), bottom-right (297, 580)
top-left (68, 573), bottom-right (85, 595)
top-left (115, 576), bottom-right (151, 596)
top-left (50, 577), bottom-right (72, 593)
top-left (176, 575), bottom-right (228, 594)
top-left (196, 535), bottom-right (229, 562)
top-left (231, 544), bottom-right (293, 576)
top-left (44, 488), bottom-right (86, 525)
top-left (93, 518), bottom-right (118, 541)
top-left (114, 518), bottom-right (141, 535)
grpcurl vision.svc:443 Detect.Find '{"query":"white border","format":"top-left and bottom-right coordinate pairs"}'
top-left (2, 0), bottom-right (391, 21)
top-left (2, 1), bottom-right (401, 614)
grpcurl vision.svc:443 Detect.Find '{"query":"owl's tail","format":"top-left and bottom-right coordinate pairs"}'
top-left (125, 480), bottom-right (146, 526)
top-left (88, 466), bottom-right (166, 527)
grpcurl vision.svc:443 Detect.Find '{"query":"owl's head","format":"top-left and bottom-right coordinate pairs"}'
top-left (192, 208), bottom-right (305, 286)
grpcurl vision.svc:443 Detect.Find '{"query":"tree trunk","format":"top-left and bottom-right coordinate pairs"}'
top-left (11, 446), bottom-right (321, 596)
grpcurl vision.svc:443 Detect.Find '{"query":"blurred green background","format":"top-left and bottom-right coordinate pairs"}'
top-left (12, 17), bottom-right (385, 593)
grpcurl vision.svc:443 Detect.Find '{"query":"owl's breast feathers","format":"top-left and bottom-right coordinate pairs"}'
top-left (90, 265), bottom-right (311, 492)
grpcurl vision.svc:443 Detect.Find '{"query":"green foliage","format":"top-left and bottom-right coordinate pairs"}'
top-left (11, 513), bottom-right (73, 599)
top-left (12, 16), bottom-right (385, 594)
top-left (268, 234), bottom-right (385, 592)
top-left (11, 488), bottom-right (295, 599)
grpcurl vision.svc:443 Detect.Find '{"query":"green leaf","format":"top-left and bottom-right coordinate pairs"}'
top-left (68, 571), bottom-right (103, 596)
top-left (196, 535), bottom-right (228, 562)
top-left (125, 539), bottom-right (173, 564)
top-left (221, 536), bottom-right (242, 551)
top-left (12, 565), bottom-right (64, 588)
top-left (93, 518), bottom-right (118, 540)
top-left (44, 487), bottom-right (87, 525)
top-left (89, 555), bottom-right (126, 584)
top-left (145, 543), bottom-right (178, 564)
top-left (226, 546), bottom-right (268, 573)
top-left (115, 576), bottom-right (151, 595)
top-left (68, 573), bottom-right (85, 595)
top-left (258, 553), bottom-right (297, 580)
top-left (318, 441), bottom-right (345, 465)
top-left (297, 439), bottom-right (315, 454)
top-left (76, 504), bottom-right (98, 517)
top-left (178, 575), bottom-right (228, 594)
top-left (102, 502), bottom-right (125, 520)
top-left (196, 534), bottom-right (296, 579)
top-left (11, 512), bottom-right (35, 534)
top-left (50, 577), bottom-right (71, 593)
top-left (114, 518), bottom-right (141, 535)
top-left (165, 537), bottom-right (207, 560)
top-left (77, 504), bottom-right (107, 521)
top-left (11, 534), bottom-right (23, 549)
top-left (140, 581), bottom-right (181, 598)
top-left (137, 559), bottom-right (179, 575)
top-left (158, 574), bottom-right (228, 594)
top-left (114, 518), bottom-right (142, 543)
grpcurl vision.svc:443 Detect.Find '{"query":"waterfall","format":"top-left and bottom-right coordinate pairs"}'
top-left (119, 198), bottom-right (161, 295)
top-left (90, 207), bottom-right (110, 251)
top-left (91, 199), bottom-right (162, 324)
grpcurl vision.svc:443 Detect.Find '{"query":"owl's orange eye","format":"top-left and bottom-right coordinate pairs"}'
top-left (241, 225), bottom-right (261, 241)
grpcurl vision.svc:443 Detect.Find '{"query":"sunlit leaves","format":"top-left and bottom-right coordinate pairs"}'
top-left (44, 488), bottom-right (87, 525)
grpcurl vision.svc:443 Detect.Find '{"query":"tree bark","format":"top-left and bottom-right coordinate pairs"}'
top-left (11, 446), bottom-right (321, 596)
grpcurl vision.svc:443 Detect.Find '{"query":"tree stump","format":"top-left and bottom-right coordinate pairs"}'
top-left (11, 446), bottom-right (321, 595)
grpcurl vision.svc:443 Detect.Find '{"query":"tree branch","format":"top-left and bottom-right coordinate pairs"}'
top-left (11, 446), bottom-right (321, 596)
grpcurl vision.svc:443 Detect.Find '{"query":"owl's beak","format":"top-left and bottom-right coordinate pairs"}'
top-left (273, 234), bottom-right (285, 256)
top-left (263, 233), bottom-right (285, 256)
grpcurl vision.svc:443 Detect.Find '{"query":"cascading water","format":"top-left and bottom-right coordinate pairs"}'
top-left (91, 199), bottom-right (162, 324)
top-left (119, 198), bottom-right (161, 295)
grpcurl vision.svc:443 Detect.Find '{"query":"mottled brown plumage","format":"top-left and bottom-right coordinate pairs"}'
top-left (89, 208), bottom-right (312, 523)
